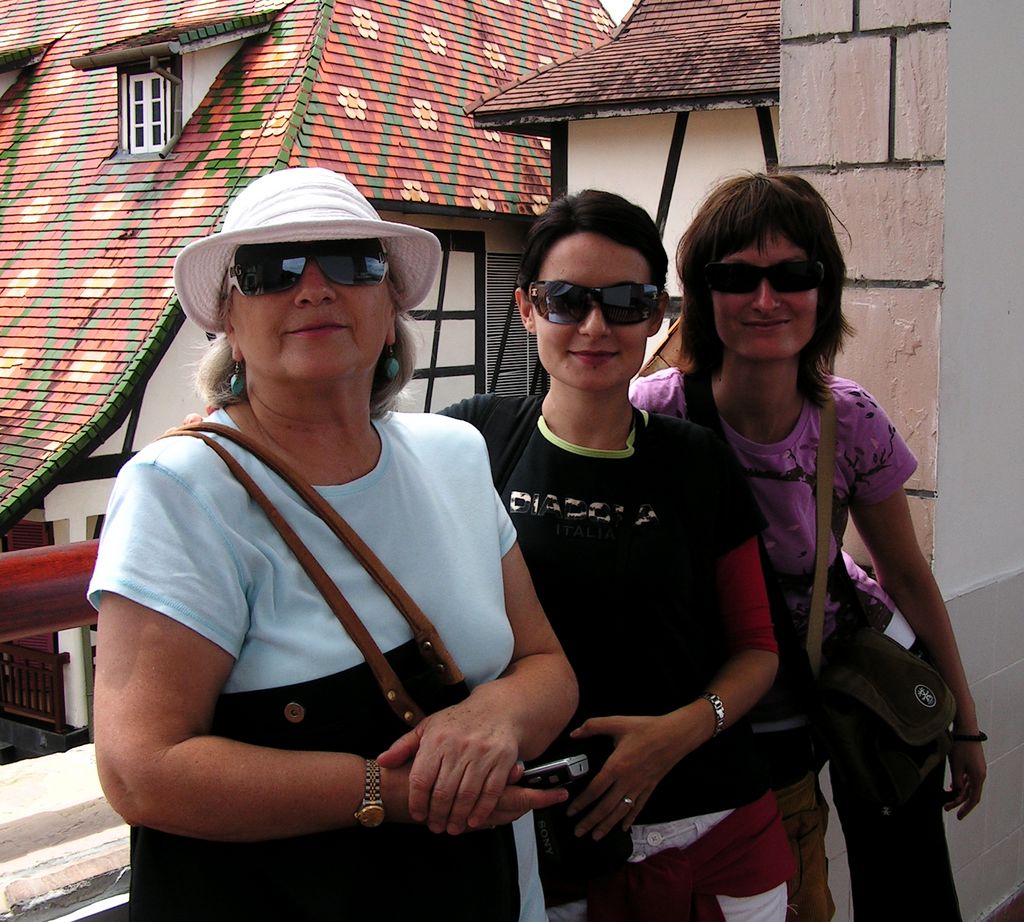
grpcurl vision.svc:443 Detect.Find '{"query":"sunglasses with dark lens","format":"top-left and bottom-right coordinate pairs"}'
top-left (229, 239), bottom-right (388, 296)
top-left (528, 280), bottom-right (660, 326)
top-left (704, 260), bottom-right (824, 294)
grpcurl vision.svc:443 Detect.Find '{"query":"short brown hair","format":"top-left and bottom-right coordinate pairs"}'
top-left (677, 173), bottom-right (852, 402)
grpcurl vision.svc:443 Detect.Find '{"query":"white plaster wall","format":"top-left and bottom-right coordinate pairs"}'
top-left (405, 248), bottom-right (478, 410)
top-left (44, 479), bottom-right (118, 540)
top-left (567, 108), bottom-right (774, 297)
top-left (568, 113), bottom-right (678, 219)
top-left (938, 1), bottom-right (1024, 595)
top-left (184, 43), bottom-right (242, 124)
top-left (384, 211), bottom-right (529, 255)
top-left (945, 577), bottom-right (1024, 920)
top-left (665, 107), bottom-right (776, 273)
top-left (132, 320), bottom-right (211, 444)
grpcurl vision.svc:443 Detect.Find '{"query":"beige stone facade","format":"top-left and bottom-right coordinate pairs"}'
top-left (780, 2), bottom-right (1024, 920)
top-left (780, 1), bottom-right (948, 540)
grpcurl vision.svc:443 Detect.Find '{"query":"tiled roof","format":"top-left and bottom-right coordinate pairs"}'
top-left (0, 0), bottom-right (608, 530)
top-left (0, 43), bottom-right (51, 72)
top-left (471, 0), bottom-right (780, 124)
top-left (70, 11), bottom-right (283, 64)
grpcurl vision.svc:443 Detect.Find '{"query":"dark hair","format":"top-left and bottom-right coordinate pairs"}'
top-left (516, 189), bottom-right (668, 291)
top-left (677, 173), bottom-right (852, 402)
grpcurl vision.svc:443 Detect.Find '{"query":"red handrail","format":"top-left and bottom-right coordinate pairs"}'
top-left (0, 540), bottom-right (99, 643)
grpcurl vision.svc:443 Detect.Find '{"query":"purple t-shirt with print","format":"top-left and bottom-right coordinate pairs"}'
top-left (630, 370), bottom-right (917, 646)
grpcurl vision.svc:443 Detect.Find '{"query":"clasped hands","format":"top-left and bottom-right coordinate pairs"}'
top-left (377, 697), bottom-right (569, 835)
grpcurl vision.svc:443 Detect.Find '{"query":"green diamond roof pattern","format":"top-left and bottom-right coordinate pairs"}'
top-left (0, 0), bottom-right (607, 530)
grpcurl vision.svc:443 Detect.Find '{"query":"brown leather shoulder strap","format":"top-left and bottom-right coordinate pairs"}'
top-left (161, 422), bottom-right (465, 725)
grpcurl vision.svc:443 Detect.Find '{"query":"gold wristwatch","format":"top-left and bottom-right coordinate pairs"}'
top-left (354, 757), bottom-right (385, 827)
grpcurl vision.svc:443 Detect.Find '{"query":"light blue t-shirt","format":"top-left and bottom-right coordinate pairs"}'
top-left (88, 409), bottom-right (548, 921)
top-left (89, 409), bottom-right (518, 691)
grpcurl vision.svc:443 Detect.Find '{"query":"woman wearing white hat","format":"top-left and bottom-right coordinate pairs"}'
top-left (89, 167), bottom-right (577, 921)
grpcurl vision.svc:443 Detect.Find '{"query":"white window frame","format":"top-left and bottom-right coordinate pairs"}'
top-left (119, 64), bottom-right (176, 155)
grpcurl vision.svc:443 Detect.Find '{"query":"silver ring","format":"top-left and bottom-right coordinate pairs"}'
top-left (622, 796), bottom-right (634, 805)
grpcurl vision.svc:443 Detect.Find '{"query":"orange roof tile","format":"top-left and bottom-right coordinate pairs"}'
top-left (0, 0), bottom-right (607, 528)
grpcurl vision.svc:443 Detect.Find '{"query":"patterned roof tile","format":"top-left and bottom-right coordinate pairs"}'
top-left (0, 0), bottom-right (605, 528)
top-left (472, 0), bottom-right (780, 123)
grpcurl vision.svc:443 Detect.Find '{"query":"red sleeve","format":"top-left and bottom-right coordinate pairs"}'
top-left (715, 536), bottom-right (777, 654)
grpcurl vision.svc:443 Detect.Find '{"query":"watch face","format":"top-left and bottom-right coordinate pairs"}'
top-left (356, 804), bottom-right (385, 828)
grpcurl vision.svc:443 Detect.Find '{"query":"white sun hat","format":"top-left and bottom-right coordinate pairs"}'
top-left (173, 167), bottom-right (442, 333)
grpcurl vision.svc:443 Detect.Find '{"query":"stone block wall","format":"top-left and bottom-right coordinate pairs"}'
top-left (779, 0), bottom-right (949, 550)
top-left (778, 5), bottom-right (1024, 921)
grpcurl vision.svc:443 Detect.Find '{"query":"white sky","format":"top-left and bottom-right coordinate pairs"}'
top-left (600, 0), bottom-right (632, 23)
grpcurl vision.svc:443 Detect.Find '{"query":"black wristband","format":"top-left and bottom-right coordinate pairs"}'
top-left (952, 731), bottom-right (988, 743)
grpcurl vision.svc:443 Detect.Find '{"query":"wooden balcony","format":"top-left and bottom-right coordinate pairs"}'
top-left (0, 642), bottom-right (72, 732)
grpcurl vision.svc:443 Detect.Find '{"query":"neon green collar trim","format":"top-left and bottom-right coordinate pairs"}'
top-left (537, 410), bottom-right (649, 458)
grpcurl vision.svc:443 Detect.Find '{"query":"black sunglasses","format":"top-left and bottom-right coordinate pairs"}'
top-left (528, 280), bottom-right (660, 326)
top-left (704, 260), bottom-right (824, 294)
top-left (229, 239), bottom-right (388, 296)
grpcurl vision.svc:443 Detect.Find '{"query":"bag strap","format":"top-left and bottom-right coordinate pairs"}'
top-left (806, 390), bottom-right (837, 678)
top-left (683, 373), bottom-right (815, 692)
top-left (162, 422), bottom-right (466, 727)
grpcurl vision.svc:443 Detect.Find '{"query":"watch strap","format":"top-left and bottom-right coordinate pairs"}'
top-left (355, 757), bottom-right (385, 827)
top-left (701, 691), bottom-right (726, 737)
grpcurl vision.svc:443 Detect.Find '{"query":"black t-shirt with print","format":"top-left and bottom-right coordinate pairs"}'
top-left (443, 395), bottom-right (771, 822)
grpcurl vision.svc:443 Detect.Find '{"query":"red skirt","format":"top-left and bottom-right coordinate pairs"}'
top-left (587, 791), bottom-right (795, 922)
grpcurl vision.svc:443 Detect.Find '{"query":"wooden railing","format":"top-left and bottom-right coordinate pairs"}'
top-left (0, 642), bottom-right (72, 731)
top-left (0, 541), bottom-right (98, 729)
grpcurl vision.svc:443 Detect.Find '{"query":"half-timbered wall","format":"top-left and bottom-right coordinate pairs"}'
top-left (568, 107), bottom-right (779, 299)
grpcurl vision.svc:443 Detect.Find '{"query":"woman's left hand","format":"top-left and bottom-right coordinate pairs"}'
top-left (945, 739), bottom-right (987, 819)
top-left (563, 708), bottom-right (709, 840)
top-left (378, 543), bottom-right (577, 836)
top-left (853, 492), bottom-right (988, 822)
top-left (378, 698), bottom-right (522, 835)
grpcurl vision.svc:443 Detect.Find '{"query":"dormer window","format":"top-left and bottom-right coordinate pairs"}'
top-left (0, 44), bottom-right (49, 101)
top-left (68, 9), bottom-right (284, 160)
top-left (120, 59), bottom-right (181, 155)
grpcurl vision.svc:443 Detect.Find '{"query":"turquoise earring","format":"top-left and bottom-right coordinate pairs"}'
top-left (229, 361), bottom-right (245, 397)
top-left (383, 346), bottom-right (399, 381)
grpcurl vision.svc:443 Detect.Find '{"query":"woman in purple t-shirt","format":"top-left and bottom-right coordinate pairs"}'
top-left (630, 173), bottom-right (985, 922)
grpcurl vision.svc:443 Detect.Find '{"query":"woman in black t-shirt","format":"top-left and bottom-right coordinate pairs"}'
top-left (444, 190), bottom-right (792, 921)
